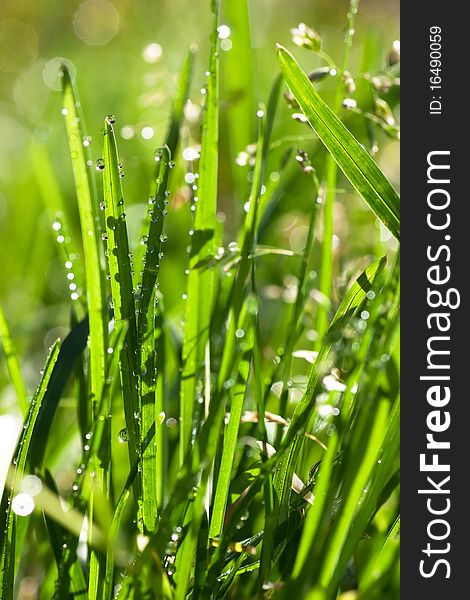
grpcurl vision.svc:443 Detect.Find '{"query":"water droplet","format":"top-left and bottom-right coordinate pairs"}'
top-left (169, 161), bottom-right (176, 169)
top-left (96, 158), bottom-right (105, 171)
top-left (61, 107), bottom-right (68, 116)
top-left (106, 114), bottom-right (116, 124)
top-left (100, 201), bottom-right (106, 210)
top-left (217, 24), bottom-right (231, 39)
top-left (141, 235), bottom-right (148, 245)
top-left (235, 329), bottom-right (245, 339)
top-left (82, 136), bottom-right (92, 147)
top-left (52, 221), bottom-right (61, 231)
top-left (159, 233), bottom-right (168, 243)
top-left (101, 233), bottom-right (109, 241)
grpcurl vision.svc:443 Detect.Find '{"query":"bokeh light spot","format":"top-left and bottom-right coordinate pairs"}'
top-left (73, 0), bottom-right (120, 46)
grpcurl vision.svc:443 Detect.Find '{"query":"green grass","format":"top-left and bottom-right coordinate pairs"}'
top-left (0, 1), bottom-right (399, 598)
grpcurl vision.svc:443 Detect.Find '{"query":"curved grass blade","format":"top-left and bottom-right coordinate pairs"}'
top-left (0, 340), bottom-right (60, 600)
top-left (28, 316), bottom-right (89, 471)
top-left (180, 0), bottom-right (220, 466)
top-left (61, 65), bottom-right (107, 414)
top-left (0, 304), bottom-right (28, 417)
top-left (276, 45), bottom-right (400, 239)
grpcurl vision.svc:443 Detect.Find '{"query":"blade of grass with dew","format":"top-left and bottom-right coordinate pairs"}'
top-left (276, 46), bottom-right (400, 240)
top-left (60, 78), bottom-right (108, 598)
top-left (136, 146), bottom-right (171, 533)
top-left (0, 340), bottom-right (60, 600)
top-left (316, 0), bottom-right (359, 346)
top-left (61, 65), bottom-right (107, 414)
top-left (180, 0), bottom-right (220, 466)
top-left (0, 304), bottom-right (28, 417)
top-left (102, 117), bottom-right (141, 497)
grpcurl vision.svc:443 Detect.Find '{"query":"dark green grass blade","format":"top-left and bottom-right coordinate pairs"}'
top-left (61, 65), bottom-right (107, 412)
top-left (0, 340), bottom-right (60, 599)
top-left (28, 316), bottom-right (89, 471)
top-left (276, 45), bottom-right (400, 239)
top-left (180, 0), bottom-right (220, 465)
top-left (102, 117), bottom-right (141, 484)
top-left (0, 304), bottom-right (28, 416)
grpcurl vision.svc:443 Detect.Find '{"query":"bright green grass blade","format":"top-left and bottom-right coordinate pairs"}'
top-left (61, 65), bottom-right (107, 413)
top-left (360, 515), bottom-right (400, 591)
top-left (102, 117), bottom-right (141, 480)
top-left (0, 304), bottom-right (28, 417)
top-left (180, 0), bottom-right (220, 466)
top-left (208, 298), bottom-right (254, 539)
top-left (276, 45), bottom-right (400, 240)
top-left (0, 340), bottom-right (60, 600)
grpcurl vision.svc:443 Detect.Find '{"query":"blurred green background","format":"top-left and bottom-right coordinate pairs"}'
top-left (0, 0), bottom-right (398, 447)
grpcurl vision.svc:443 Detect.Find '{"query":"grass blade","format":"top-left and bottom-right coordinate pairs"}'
top-left (180, 0), bottom-right (220, 465)
top-left (61, 65), bottom-right (107, 413)
top-left (102, 117), bottom-right (141, 491)
top-left (0, 304), bottom-right (28, 417)
top-left (0, 340), bottom-right (60, 599)
top-left (276, 45), bottom-right (400, 239)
